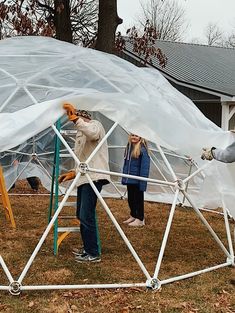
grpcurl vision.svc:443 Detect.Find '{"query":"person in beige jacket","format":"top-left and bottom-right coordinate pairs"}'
top-left (59, 103), bottom-right (110, 263)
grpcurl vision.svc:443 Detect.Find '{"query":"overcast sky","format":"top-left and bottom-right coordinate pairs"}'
top-left (117, 0), bottom-right (235, 43)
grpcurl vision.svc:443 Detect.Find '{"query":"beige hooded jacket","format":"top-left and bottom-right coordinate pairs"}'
top-left (74, 118), bottom-right (110, 187)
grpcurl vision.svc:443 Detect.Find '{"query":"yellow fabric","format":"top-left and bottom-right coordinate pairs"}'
top-left (0, 166), bottom-right (16, 228)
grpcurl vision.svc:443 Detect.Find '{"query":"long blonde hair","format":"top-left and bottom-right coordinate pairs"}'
top-left (127, 134), bottom-right (148, 158)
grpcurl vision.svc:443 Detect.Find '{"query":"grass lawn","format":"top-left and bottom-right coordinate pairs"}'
top-left (0, 181), bottom-right (234, 313)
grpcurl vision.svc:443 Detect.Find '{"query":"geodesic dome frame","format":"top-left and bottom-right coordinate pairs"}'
top-left (0, 36), bottom-right (234, 294)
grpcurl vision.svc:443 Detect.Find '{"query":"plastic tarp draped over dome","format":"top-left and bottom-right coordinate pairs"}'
top-left (0, 36), bottom-right (235, 218)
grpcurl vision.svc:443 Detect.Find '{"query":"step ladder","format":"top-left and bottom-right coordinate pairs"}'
top-left (56, 200), bottom-right (80, 251)
top-left (48, 120), bottom-right (80, 255)
top-left (0, 166), bottom-right (16, 228)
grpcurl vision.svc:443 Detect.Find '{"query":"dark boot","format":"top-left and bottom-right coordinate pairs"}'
top-left (26, 177), bottom-right (40, 191)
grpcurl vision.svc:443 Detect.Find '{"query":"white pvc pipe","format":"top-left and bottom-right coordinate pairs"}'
top-left (221, 198), bottom-right (234, 261)
top-left (161, 261), bottom-right (231, 285)
top-left (86, 122), bottom-right (118, 163)
top-left (156, 144), bottom-right (177, 181)
top-left (0, 286), bottom-right (10, 291)
top-left (52, 125), bottom-right (80, 166)
top-left (6, 149), bottom-right (32, 156)
top-left (81, 61), bottom-right (124, 93)
top-left (0, 256), bottom-right (14, 283)
top-left (182, 191), bottom-right (231, 259)
top-left (51, 122), bottom-right (118, 169)
top-left (21, 282), bottom-right (146, 291)
top-left (35, 157), bottom-right (52, 179)
top-left (149, 151), bottom-right (182, 202)
top-left (0, 68), bottom-right (18, 81)
top-left (88, 167), bottom-right (175, 187)
top-left (86, 174), bottom-right (152, 281)
top-left (109, 180), bottom-right (124, 197)
top-left (36, 151), bottom-right (55, 156)
top-left (193, 160), bottom-right (206, 179)
top-left (18, 173), bottom-right (81, 284)
top-left (0, 84), bottom-right (15, 89)
top-left (153, 190), bottom-right (179, 279)
top-left (181, 162), bottom-right (193, 205)
top-left (197, 208), bottom-right (224, 216)
top-left (107, 145), bottom-right (126, 149)
top-left (150, 147), bottom-right (190, 161)
top-left (9, 193), bottom-right (50, 196)
top-left (34, 157), bottom-right (63, 195)
top-left (0, 87), bottom-right (19, 113)
top-left (13, 158), bottom-right (32, 182)
top-left (23, 86), bottom-right (38, 104)
top-left (25, 57), bottom-right (68, 83)
top-left (27, 83), bottom-right (81, 93)
top-left (183, 162), bottom-right (210, 184)
top-left (149, 152), bottom-right (173, 186)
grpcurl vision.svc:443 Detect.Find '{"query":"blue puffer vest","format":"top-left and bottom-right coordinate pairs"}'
top-left (121, 143), bottom-right (150, 191)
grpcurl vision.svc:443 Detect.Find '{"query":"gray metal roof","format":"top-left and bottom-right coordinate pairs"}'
top-left (124, 40), bottom-right (235, 97)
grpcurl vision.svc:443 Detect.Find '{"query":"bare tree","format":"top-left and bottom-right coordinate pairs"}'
top-left (223, 24), bottom-right (235, 48)
top-left (0, 0), bottom-right (167, 62)
top-left (54, 0), bottom-right (72, 42)
top-left (95, 0), bottom-right (122, 53)
top-left (205, 23), bottom-right (224, 46)
top-left (137, 0), bottom-right (187, 41)
top-left (118, 21), bottom-right (167, 67)
top-left (0, 0), bottom-right (98, 44)
top-left (225, 34), bottom-right (235, 48)
top-left (0, 0), bottom-right (124, 54)
top-left (203, 23), bottom-right (235, 48)
top-left (71, 0), bottom-right (98, 45)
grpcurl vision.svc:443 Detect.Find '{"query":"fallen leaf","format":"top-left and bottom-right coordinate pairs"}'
top-left (71, 304), bottom-right (78, 311)
top-left (28, 301), bottom-right (35, 308)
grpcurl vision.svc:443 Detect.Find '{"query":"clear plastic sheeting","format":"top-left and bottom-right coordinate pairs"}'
top-left (0, 36), bottom-right (235, 218)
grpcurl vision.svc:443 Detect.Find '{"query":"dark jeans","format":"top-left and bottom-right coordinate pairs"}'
top-left (127, 184), bottom-right (144, 221)
top-left (76, 181), bottom-right (103, 257)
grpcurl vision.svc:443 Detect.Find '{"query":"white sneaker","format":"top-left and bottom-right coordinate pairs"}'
top-left (128, 219), bottom-right (145, 227)
top-left (123, 216), bottom-right (135, 224)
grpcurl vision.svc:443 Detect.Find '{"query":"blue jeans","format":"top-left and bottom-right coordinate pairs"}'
top-left (76, 181), bottom-right (103, 257)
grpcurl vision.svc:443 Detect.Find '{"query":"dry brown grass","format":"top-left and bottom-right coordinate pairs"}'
top-left (0, 180), bottom-right (234, 313)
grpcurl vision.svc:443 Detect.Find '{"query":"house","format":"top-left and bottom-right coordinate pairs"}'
top-left (121, 40), bottom-right (235, 130)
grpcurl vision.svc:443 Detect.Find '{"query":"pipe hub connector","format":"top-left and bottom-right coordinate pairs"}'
top-left (9, 281), bottom-right (21, 296)
top-left (78, 162), bottom-right (88, 174)
top-left (146, 278), bottom-right (161, 290)
top-left (175, 179), bottom-right (186, 191)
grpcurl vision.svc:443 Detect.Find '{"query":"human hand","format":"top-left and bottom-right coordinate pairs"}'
top-left (63, 103), bottom-right (78, 122)
top-left (58, 170), bottom-right (76, 183)
top-left (201, 148), bottom-right (214, 161)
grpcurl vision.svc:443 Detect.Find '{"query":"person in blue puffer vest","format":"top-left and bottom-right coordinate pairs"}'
top-left (122, 134), bottom-right (150, 227)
